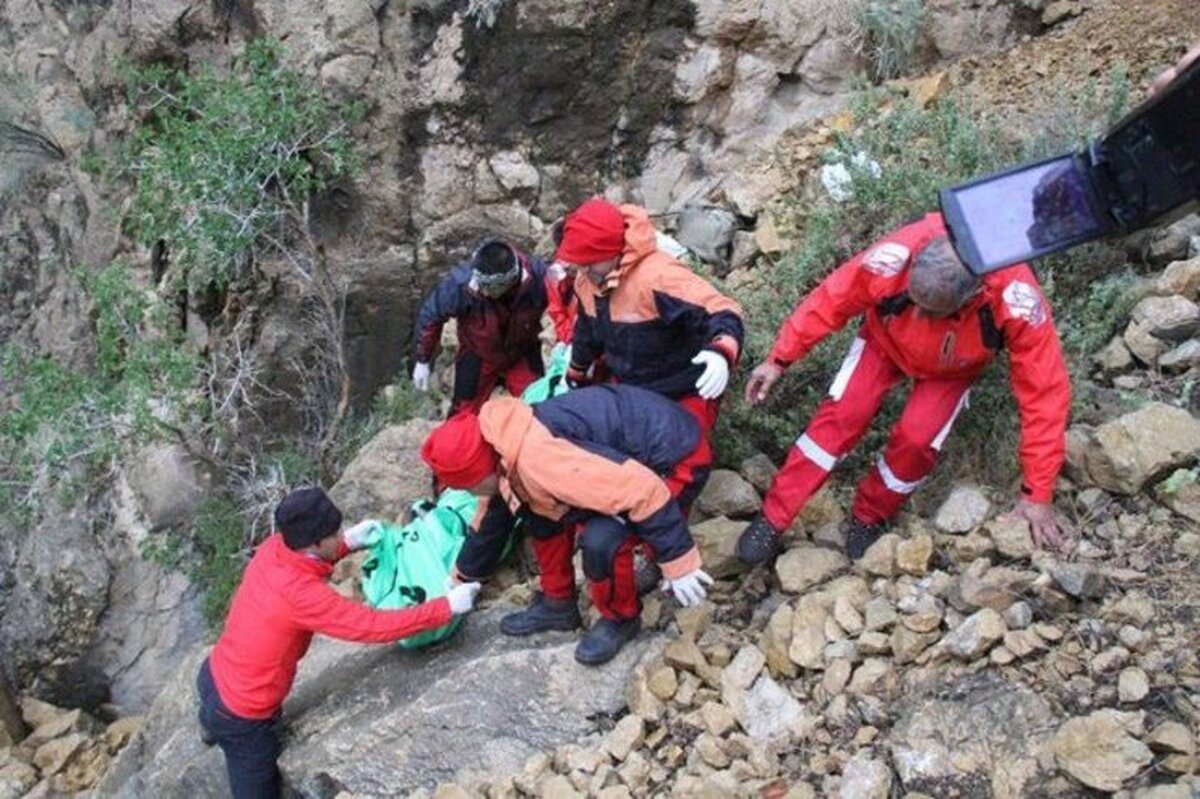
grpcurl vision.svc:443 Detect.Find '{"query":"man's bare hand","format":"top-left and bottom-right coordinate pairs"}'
top-left (1008, 498), bottom-right (1072, 554)
top-left (744, 362), bottom-right (784, 406)
top-left (1150, 42), bottom-right (1200, 96)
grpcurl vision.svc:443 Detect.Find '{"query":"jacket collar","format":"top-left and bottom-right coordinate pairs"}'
top-left (264, 533), bottom-right (334, 578)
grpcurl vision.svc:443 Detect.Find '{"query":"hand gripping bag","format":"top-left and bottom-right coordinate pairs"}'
top-left (360, 489), bottom-right (478, 648)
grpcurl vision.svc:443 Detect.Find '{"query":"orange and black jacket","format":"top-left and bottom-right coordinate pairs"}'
top-left (457, 385), bottom-right (703, 580)
top-left (570, 206), bottom-right (745, 398)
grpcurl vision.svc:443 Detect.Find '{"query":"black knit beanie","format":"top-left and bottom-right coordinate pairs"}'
top-left (275, 487), bottom-right (343, 550)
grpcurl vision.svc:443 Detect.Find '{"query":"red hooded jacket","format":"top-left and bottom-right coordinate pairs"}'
top-left (208, 534), bottom-right (452, 719)
top-left (767, 213), bottom-right (1070, 503)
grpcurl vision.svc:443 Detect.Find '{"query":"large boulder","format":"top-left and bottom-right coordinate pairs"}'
top-left (689, 517), bottom-right (749, 579)
top-left (933, 484), bottom-right (991, 533)
top-left (1156, 255), bottom-right (1200, 301)
top-left (1053, 710), bottom-right (1154, 792)
top-left (695, 469), bottom-right (761, 519)
top-left (1066, 403), bottom-right (1200, 494)
top-left (99, 610), bottom-right (657, 797)
top-left (126, 445), bottom-right (210, 531)
top-left (890, 674), bottom-right (1060, 797)
top-left (1127, 295), bottom-right (1200, 341)
top-left (330, 419), bottom-right (441, 522)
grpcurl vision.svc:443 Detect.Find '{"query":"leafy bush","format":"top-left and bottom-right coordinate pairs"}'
top-left (859, 0), bottom-right (928, 80)
top-left (122, 39), bottom-right (362, 293)
top-left (0, 262), bottom-right (197, 526)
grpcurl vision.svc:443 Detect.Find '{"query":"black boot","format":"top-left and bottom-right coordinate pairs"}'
top-left (736, 514), bottom-right (784, 567)
top-left (575, 617), bottom-right (642, 665)
top-left (499, 593), bottom-right (582, 636)
top-left (845, 517), bottom-right (885, 560)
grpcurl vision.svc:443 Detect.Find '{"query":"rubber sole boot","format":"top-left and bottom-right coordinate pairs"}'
top-left (736, 514), bottom-right (784, 567)
top-left (845, 517), bottom-right (885, 560)
top-left (499, 593), bottom-right (582, 636)
top-left (575, 617), bottom-right (642, 665)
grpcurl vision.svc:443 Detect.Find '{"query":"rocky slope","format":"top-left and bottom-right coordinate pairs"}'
top-left (0, 0), bottom-right (1038, 719)
top-left (3, 0), bottom-right (1200, 796)
top-left (94, 228), bottom-right (1200, 796)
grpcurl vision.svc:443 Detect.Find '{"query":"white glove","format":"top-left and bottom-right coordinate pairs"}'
top-left (343, 519), bottom-right (383, 550)
top-left (551, 342), bottom-right (572, 363)
top-left (692, 350), bottom-right (730, 399)
top-left (412, 362), bottom-right (431, 391)
top-left (447, 581), bottom-right (482, 614)
top-left (663, 569), bottom-right (714, 608)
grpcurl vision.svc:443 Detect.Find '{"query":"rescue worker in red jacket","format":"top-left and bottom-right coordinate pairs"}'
top-left (421, 385), bottom-right (713, 665)
top-left (197, 487), bottom-right (481, 798)
top-left (412, 238), bottom-right (573, 414)
top-left (556, 198), bottom-right (745, 509)
top-left (736, 213), bottom-right (1072, 566)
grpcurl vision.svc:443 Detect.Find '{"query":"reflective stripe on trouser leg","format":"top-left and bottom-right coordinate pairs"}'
top-left (762, 338), bottom-right (904, 532)
top-left (931, 390), bottom-right (970, 451)
top-left (853, 380), bottom-right (973, 524)
top-left (761, 434), bottom-right (842, 532)
top-left (828, 337), bottom-right (866, 401)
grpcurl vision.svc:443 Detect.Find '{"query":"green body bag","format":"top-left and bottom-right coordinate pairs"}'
top-left (360, 489), bottom-right (478, 649)
top-left (520, 346), bottom-right (571, 404)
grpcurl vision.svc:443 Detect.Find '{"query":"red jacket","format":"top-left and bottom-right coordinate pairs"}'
top-left (208, 534), bottom-right (453, 719)
top-left (767, 213), bottom-right (1070, 502)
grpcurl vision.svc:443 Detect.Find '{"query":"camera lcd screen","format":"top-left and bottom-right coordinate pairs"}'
top-left (940, 154), bottom-right (1111, 274)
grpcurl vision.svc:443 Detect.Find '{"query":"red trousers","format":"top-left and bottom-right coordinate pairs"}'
top-left (531, 394), bottom-right (718, 621)
top-left (762, 335), bottom-right (972, 532)
top-left (451, 353), bottom-right (541, 414)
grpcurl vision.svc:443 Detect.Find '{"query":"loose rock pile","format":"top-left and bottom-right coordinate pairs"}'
top-left (0, 698), bottom-right (143, 798)
top-left (412, 248), bottom-right (1200, 798)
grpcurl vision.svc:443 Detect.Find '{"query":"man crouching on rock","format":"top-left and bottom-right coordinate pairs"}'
top-left (197, 487), bottom-right (482, 799)
top-left (421, 384), bottom-right (714, 665)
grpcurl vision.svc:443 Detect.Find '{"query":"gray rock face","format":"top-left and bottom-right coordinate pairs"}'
top-left (126, 445), bottom-right (209, 530)
top-left (0, 500), bottom-right (110, 708)
top-left (329, 420), bottom-right (441, 522)
top-left (99, 610), bottom-right (655, 797)
top-left (891, 675), bottom-right (1060, 797)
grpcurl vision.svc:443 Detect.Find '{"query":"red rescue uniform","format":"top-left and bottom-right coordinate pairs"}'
top-left (760, 212), bottom-right (1070, 532)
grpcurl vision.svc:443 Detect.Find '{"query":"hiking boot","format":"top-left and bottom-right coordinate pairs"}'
top-left (845, 517), bottom-right (885, 560)
top-left (736, 514), bottom-right (784, 567)
top-left (499, 593), bottom-right (582, 636)
top-left (575, 617), bottom-right (642, 665)
top-left (634, 552), bottom-right (663, 597)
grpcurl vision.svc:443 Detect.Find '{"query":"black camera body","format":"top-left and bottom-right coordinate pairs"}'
top-left (941, 56), bottom-right (1200, 275)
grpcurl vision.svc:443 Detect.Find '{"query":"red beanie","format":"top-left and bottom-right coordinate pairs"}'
top-left (555, 198), bottom-right (626, 265)
top-left (421, 412), bottom-right (498, 489)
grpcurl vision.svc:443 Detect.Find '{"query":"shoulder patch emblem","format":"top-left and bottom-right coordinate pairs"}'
top-left (862, 242), bottom-right (910, 276)
top-left (1002, 281), bottom-right (1047, 326)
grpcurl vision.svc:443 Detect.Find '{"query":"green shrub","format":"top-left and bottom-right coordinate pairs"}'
top-left (0, 262), bottom-right (196, 526)
top-left (859, 0), bottom-right (928, 80)
top-left (122, 39), bottom-right (362, 293)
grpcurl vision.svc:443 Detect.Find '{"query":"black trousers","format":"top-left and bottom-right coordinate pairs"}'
top-left (196, 659), bottom-right (282, 799)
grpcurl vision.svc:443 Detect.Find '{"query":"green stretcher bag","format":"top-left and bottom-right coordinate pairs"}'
top-left (521, 346), bottom-right (571, 404)
top-left (360, 489), bottom-right (478, 649)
